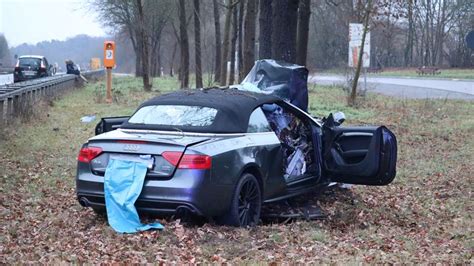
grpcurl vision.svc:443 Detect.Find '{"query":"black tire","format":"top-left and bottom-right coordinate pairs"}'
top-left (218, 173), bottom-right (262, 227)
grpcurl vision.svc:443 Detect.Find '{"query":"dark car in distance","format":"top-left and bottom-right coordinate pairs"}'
top-left (76, 88), bottom-right (397, 227)
top-left (14, 55), bottom-right (55, 82)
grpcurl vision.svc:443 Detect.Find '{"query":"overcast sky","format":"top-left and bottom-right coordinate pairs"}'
top-left (0, 0), bottom-right (107, 47)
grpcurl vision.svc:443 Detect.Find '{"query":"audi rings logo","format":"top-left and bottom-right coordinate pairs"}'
top-left (123, 144), bottom-right (140, 151)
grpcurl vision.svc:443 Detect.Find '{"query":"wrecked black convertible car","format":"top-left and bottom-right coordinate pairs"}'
top-left (76, 86), bottom-right (397, 227)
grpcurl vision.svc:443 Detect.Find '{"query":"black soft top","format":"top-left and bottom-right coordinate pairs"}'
top-left (121, 88), bottom-right (282, 133)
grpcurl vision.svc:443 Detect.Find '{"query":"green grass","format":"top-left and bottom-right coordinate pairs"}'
top-left (0, 76), bottom-right (473, 263)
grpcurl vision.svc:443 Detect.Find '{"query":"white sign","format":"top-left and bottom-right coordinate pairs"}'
top-left (348, 23), bottom-right (370, 68)
top-left (106, 50), bottom-right (114, 60)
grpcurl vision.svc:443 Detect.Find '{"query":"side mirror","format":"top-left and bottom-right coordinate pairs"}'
top-left (333, 111), bottom-right (346, 125)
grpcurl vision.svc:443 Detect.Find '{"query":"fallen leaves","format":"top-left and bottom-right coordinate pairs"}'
top-left (1, 82), bottom-right (473, 263)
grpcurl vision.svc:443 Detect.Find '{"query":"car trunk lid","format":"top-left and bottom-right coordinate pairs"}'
top-left (86, 129), bottom-right (211, 178)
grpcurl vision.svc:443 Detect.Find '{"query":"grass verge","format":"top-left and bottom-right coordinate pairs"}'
top-left (0, 77), bottom-right (472, 263)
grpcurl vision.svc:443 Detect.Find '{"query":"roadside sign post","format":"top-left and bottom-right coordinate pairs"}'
top-left (103, 41), bottom-right (116, 104)
top-left (348, 23), bottom-right (370, 91)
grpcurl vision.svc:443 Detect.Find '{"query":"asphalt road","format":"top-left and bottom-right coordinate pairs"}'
top-left (310, 75), bottom-right (474, 100)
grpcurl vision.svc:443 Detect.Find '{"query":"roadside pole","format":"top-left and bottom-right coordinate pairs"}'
top-left (364, 67), bottom-right (367, 91)
top-left (106, 68), bottom-right (112, 103)
top-left (348, 18), bottom-right (371, 104)
top-left (103, 41), bottom-right (116, 104)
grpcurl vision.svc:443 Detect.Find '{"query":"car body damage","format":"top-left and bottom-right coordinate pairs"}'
top-left (262, 103), bottom-right (317, 180)
top-left (76, 61), bottom-right (397, 228)
top-left (233, 59), bottom-right (309, 111)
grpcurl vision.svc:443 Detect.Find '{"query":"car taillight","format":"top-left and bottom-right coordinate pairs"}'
top-left (162, 151), bottom-right (182, 166)
top-left (40, 61), bottom-right (46, 69)
top-left (179, 154), bottom-right (212, 169)
top-left (78, 146), bottom-right (103, 163)
top-left (162, 151), bottom-right (211, 169)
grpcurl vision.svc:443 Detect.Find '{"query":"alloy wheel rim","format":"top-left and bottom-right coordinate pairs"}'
top-left (238, 179), bottom-right (260, 226)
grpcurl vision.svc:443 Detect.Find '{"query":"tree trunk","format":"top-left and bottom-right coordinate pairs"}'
top-left (220, 0), bottom-right (234, 86)
top-left (229, 5), bottom-right (238, 85)
top-left (178, 0), bottom-right (189, 88)
top-left (156, 43), bottom-right (162, 77)
top-left (135, 50), bottom-right (143, 77)
top-left (404, 0), bottom-right (414, 67)
top-left (242, 0), bottom-right (256, 77)
top-left (194, 0), bottom-right (203, 88)
top-left (237, 0), bottom-right (245, 81)
top-left (258, 0), bottom-right (272, 59)
top-left (349, 0), bottom-right (372, 106)
top-left (296, 0), bottom-right (310, 66)
top-left (435, 0), bottom-right (446, 66)
top-left (213, 0), bottom-right (222, 83)
top-left (151, 46), bottom-right (157, 76)
top-left (151, 40), bottom-right (161, 77)
top-left (170, 41), bottom-right (177, 77)
top-left (136, 0), bottom-right (152, 91)
top-left (424, 0), bottom-right (431, 66)
top-left (287, 0), bottom-right (299, 63)
top-left (272, 0), bottom-right (298, 63)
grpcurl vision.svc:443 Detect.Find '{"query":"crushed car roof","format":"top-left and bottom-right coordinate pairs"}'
top-left (121, 88), bottom-right (282, 133)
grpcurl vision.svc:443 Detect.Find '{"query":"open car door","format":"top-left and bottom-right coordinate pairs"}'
top-left (322, 115), bottom-right (397, 186)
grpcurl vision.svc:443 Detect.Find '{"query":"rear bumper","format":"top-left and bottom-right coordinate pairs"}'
top-left (76, 164), bottom-right (234, 217)
top-left (14, 74), bottom-right (40, 82)
top-left (77, 193), bottom-right (203, 216)
top-left (14, 70), bottom-right (47, 82)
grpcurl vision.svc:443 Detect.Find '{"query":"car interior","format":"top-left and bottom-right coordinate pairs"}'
top-left (261, 103), bottom-right (317, 182)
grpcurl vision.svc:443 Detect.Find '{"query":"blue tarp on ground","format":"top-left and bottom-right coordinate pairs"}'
top-left (104, 157), bottom-right (164, 233)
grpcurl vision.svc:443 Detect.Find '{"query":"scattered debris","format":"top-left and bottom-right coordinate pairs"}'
top-left (80, 115), bottom-right (96, 123)
top-left (261, 200), bottom-right (326, 223)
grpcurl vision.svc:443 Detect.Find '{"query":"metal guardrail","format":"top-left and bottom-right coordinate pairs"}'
top-left (0, 69), bottom-right (105, 125)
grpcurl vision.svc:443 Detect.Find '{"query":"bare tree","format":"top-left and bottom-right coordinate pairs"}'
top-left (404, 0), bottom-right (414, 66)
top-left (213, 0), bottom-right (222, 83)
top-left (258, 0), bottom-right (272, 59)
top-left (136, 0), bottom-right (152, 90)
top-left (90, 0), bottom-right (141, 76)
top-left (296, 0), bottom-right (310, 65)
top-left (220, 0), bottom-right (236, 86)
top-left (242, 0), bottom-right (256, 76)
top-left (178, 0), bottom-right (190, 88)
top-left (287, 0), bottom-right (299, 63)
top-left (349, 0), bottom-right (372, 106)
top-left (0, 34), bottom-right (11, 66)
top-left (237, 0), bottom-right (245, 81)
top-left (229, 5), bottom-right (238, 84)
top-left (146, 0), bottom-right (171, 78)
top-left (194, 0), bottom-right (203, 88)
top-left (272, 0), bottom-right (298, 63)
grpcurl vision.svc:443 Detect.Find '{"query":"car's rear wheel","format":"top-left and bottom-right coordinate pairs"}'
top-left (218, 173), bottom-right (262, 227)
